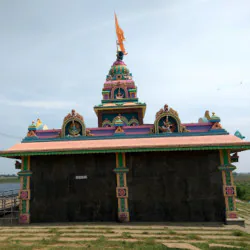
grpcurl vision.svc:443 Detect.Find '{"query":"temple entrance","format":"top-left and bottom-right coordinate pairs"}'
top-left (30, 154), bottom-right (117, 222)
top-left (127, 151), bottom-right (225, 222)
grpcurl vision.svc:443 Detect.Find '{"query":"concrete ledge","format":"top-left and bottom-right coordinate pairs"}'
top-left (226, 217), bottom-right (245, 227)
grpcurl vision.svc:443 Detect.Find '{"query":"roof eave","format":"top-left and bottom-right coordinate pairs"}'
top-left (1, 144), bottom-right (250, 158)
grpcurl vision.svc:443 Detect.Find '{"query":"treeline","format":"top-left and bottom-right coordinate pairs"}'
top-left (234, 172), bottom-right (250, 201)
top-left (0, 174), bottom-right (17, 177)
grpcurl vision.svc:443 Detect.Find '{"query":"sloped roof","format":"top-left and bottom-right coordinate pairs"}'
top-left (1, 135), bottom-right (250, 157)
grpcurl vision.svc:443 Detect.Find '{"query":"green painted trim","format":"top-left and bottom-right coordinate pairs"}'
top-left (1, 145), bottom-right (250, 158)
top-left (222, 150), bottom-right (229, 164)
top-left (23, 177), bottom-right (27, 189)
top-left (225, 171), bottom-right (232, 185)
top-left (118, 153), bottom-right (123, 167)
top-left (22, 200), bottom-right (27, 213)
top-left (18, 171), bottom-right (32, 177)
top-left (128, 89), bottom-right (136, 92)
top-left (228, 196), bottom-right (235, 211)
top-left (218, 166), bottom-right (236, 171)
top-left (23, 157), bottom-right (28, 171)
top-left (119, 173), bottom-right (124, 187)
top-left (94, 104), bottom-right (146, 109)
top-left (101, 98), bottom-right (139, 104)
top-left (120, 198), bottom-right (126, 212)
top-left (113, 168), bottom-right (129, 173)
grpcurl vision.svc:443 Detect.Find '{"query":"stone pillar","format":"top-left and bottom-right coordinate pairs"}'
top-left (18, 156), bottom-right (32, 224)
top-left (114, 152), bottom-right (130, 222)
top-left (219, 149), bottom-right (238, 220)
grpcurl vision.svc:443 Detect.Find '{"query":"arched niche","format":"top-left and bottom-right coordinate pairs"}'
top-left (61, 109), bottom-right (86, 137)
top-left (112, 115), bottom-right (129, 126)
top-left (128, 118), bottom-right (139, 126)
top-left (154, 105), bottom-right (181, 134)
top-left (111, 86), bottom-right (128, 99)
top-left (102, 119), bottom-right (113, 127)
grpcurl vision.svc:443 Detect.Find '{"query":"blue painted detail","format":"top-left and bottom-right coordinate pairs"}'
top-left (22, 130), bottom-right (229, 143)
top-left (199, 117), bottom-right (209, 123)
top-left (113, 132), bottom-right (126, 136)
top-left (234, 130), bottom-right (245, 139)
top-left (209, 129), bottom-right (228, 133)
top-left (23, 136), bottom-right (39, 142)
top-left (28, 127), bottom-right (37, 131)
top-left (209, 118), bottom-right (220, 123)
top-left (101, 98), bottom-right (138, 104)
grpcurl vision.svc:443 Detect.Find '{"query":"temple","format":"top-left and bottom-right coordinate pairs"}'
top-left (0, 15), bottom-right (250, 225)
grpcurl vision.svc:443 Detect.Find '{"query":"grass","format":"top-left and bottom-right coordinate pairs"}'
top-left (232, 230), bottom-right (249, 237)
top-left (186, 234), bottom-right (202, 240)
top-left (0, 177), bottom-right (19, 184)
top-left (121, 232), bottom-right (133, 238)
top-left (192, 242), bottom-right (246, 250)
top-left (0, 196), bottom-right (249, 249)
top-left (105, 229), bottom-right (115, 234)
top-left (168, 230), bottom-right (177, 235)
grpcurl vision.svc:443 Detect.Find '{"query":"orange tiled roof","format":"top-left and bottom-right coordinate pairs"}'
top-left (1, 135), bottom-right (250, 155)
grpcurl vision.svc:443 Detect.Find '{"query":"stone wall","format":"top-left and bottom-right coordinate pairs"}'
top-left (127, 150), bottom-right (225, 222)
top-left (30, 150), bottom-right (225, 222)
top-left (30, 154), bottom-right (117, 222)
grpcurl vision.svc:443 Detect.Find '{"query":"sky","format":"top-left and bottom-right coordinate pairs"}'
top-left (0, 0), bottom-right (249, 174)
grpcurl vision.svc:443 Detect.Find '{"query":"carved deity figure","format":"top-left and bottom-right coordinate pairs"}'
top-left (164, 104), bottom-right (169, 112)
top-left (115, 88), bottom-right (124, 99)
top-left (68, 120), bottom-right (81, 137)
top-left (159, 116), bottom-right (172, 133)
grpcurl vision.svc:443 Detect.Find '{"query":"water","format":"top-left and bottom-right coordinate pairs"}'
top-left (0, 183), bottom-right (20, 192)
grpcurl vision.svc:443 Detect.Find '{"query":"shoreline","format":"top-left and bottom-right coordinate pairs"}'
top-left (0, 178), bottom-right (19, 184)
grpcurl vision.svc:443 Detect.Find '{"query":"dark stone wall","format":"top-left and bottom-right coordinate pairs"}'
top-left (30, 150), bottom-right (225, 223)
top-left (30, 154), bottom-right (117, 223)
top-left (126, 151), bottom-right (225, 222)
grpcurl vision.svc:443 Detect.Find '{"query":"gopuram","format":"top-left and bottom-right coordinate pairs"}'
top-left (0, 14), bottom-right (250, 225)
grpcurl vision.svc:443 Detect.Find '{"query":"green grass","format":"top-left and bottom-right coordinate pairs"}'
top-left (232, 230), bottom-right (249, 237)
top-left (0, 177), bottom-right (19, 184)
top-left (121, 232), bottom-right (133, 238)
top-left (186, 234), bottom-right (202, 240)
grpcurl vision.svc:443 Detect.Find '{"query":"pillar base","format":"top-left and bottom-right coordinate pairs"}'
top-left (118, 212), bottom-right (130, 222)
top-left (19, 213), bottom-right (30, 224)
top-left (226, 217), bottom-right (245, 227)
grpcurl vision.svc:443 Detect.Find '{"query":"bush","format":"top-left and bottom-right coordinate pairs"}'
top-left (236, 182), bottom-right (250, 201)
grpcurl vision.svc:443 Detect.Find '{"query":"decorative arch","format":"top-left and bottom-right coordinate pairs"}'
top-left (128, 118), bottom-right (139, 126)
top-left (154, 104), bottom-right (183, 134)
top-left (112, 115), bottom-right (129, 126)
top-left (61, 109), bottom-right (86, 137)
top-left (102, 119), bottom-right (113, 127)
top-left (111, 85), bottom-right (128, 99)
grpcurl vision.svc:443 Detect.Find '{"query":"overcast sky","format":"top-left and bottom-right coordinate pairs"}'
top-left (0, 0), bottom-right (249, 174)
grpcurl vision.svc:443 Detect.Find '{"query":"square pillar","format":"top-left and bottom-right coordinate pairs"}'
top-left (219, 149), bottom-right (244, 225)
top-left (18, 156), bottom-right (32, 224)
top-left (114, 152), bottom-right (130, 222)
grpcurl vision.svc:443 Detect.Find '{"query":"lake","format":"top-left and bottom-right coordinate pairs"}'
top-left (0, 183), bottom-right (20, 192)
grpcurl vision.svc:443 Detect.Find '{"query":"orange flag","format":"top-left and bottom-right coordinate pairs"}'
top-left (115, 13), bottom-right (127, 55)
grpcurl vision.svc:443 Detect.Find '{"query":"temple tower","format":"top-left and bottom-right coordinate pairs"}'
top-left (94, 51), bottom-right (146, 127)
